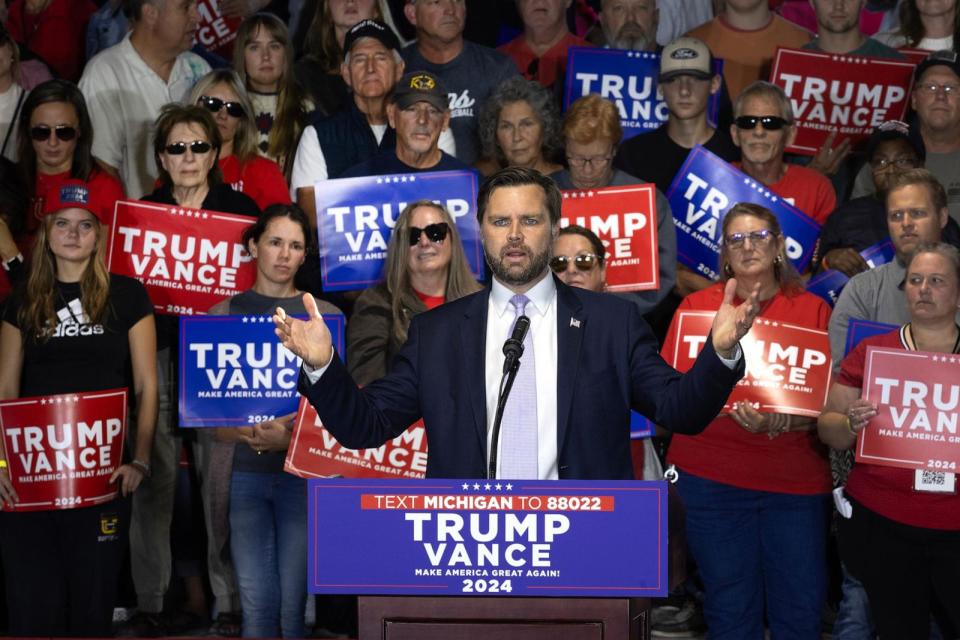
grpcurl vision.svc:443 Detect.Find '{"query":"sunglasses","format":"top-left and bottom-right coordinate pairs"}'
top-left (549, 253), bottom-right (599, 272)
top-left (30, 125), bottom-right (77, 142)
top-left (164, 140), bottom-right (213, 155)
top-left (408, 222), bottom-right (449, 246)
top-left (199, 95), bottom-right (245, 118)
top-left (734, 116), bottom-right (789, 131)
top-left (724, 229), bottom-right (775, 248)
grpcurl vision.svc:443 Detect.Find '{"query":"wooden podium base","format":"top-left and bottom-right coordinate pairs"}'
top-left (358, 596), bottom-right (650, 639)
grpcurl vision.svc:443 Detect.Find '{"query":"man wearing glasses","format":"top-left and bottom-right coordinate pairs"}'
top-left (731, 80), bottom-right (837, 228)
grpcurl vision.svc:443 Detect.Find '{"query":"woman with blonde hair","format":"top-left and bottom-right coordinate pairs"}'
top-left (347, 199), bottom-right (481, 385)
top-left (233, 13), bottom-right (310, 177)
top-left (189, 69), bottom-right (291, 211)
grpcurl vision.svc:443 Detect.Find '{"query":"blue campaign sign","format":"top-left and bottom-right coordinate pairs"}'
top-left (631, 411), bottom-right (654, 439)
top-left (563, 48), bottom-right (723, 140)
top-left (308, 478), bottom-right (668, 597)
top-left (844, 318), bottom-right (898, 357)
top-left (315, 171), bottom-right (484, 292)
top-left (807, 240), bottom-right (896, 306)
top-left (665, 146), bottom-right (821, 279)
top-left (178, 313), bottom-right (345, 427)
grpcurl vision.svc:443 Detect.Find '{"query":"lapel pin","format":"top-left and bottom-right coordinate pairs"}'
top-left (570, 318), bottom-right (581, 328)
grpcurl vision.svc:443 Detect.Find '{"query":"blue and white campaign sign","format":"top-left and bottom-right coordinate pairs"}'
top-left (315, 170), bottom-right (484, 292)
top-left (563, 48), bottom-right (723, 140)
top-left (178, 313), bottom-right (345, 427)
top-left (308, 478), bottom-right (668, 597)
top-left (807, 241), bottom-right (896, 306)
top-left (844, 318), bottom-right (897, 357)
top-left (665, 146), bottom-right (821, 279)
top-left (631, 411), bottom-right (654, 439)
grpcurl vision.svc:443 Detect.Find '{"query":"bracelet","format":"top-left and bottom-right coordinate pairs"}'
top-left (130, 459), bottom-right (151, 478)
top-left (844, 414), bottom-right (856, 436)
top-left (0, 459), bottom-right (7, 469)
top-left (1, 253), bottom-right (22, 272)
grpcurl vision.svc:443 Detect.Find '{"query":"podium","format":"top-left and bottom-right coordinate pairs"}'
top-left (358, 596), bottom-right (650, 639)
top-left (308, 478), bottom-right (667, 640)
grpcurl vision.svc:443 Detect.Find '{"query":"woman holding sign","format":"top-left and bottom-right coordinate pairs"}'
top-left (662, 203), bottom-right (832, 640)
top-left (819, 242), bottom-right (960, 638)
top-left (208, 204), bottom-right (342, 639)
top-left (347, 199), bottom-right (481, 385)
top-left (0, 179), bottom-right (158, 636)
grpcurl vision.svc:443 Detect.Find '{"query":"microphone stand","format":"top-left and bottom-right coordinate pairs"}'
top-left (488, 349), bottom-right (523, 480)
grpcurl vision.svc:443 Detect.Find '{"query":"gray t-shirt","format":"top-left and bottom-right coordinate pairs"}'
top-left (401, 40), bottom-right (518, 165)
top-left (548, 169), bottom-right (677, 314)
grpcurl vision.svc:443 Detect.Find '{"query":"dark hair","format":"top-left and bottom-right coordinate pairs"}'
top-left (242, 203), bottom-right (314, 253)
top-left (122, 0), bottom-right (153, 22)
top-left (885, 168), bottom-right (948, 213)
top-left (477, 167), bottom-right (562, 226)
top-left (899, 0), bottom-right (960, 49)
top-left (719, 202), bottom-right (804, 295)
top-left (0, 157), bottom-right (28, 236)
top-left (478, 76), bottom-right (562, 167)
top-left (152, 103), bottom-right (223, 187)
top-left (17, 80), bottom-right (95, 197)
top-left (557, 224), bottom-right (605, 267)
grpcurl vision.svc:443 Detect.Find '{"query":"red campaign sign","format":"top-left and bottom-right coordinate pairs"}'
top-left (900, 49), bottom-right (931, 67)
top-left (194, 0), bottom-right (242, 58)
top-left (106, 200), bottom-right (256, 316)
top-left (858, 347), bottom-right (960, 472)
top-left (666, 311), bottom-right (832, 417)
top-left (560, 185), bottom-right (660, 292)
top-left (284, 397), bottom-right (427, 479)
top-left (0, 390), bottom-right (127, 512)
top-left (769, 47), bottom-right (916, 155)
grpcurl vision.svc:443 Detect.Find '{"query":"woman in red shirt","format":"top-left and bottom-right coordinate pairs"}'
top-left (189, 69), bottom-right (291, 212)
top-left (663, 203), bottom-right (832, 640)
top-left (5, 0), bottom-right (95, 82)
top-left (819, 242), bottom-right (960, 638)
top-left (16, 80), bottom-right (123, 241)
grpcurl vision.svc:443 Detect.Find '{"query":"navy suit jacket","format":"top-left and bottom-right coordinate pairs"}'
top-left (299, 277), bottom-right (744, 479)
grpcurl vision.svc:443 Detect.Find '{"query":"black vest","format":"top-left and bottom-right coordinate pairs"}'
top-left (310, 101), bottom-right (396, 179)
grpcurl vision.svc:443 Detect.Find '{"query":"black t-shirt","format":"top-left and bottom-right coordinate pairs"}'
top-left (3, 275), bottom-right (154, 397)
top-left (341, 150), bottom-right (475, 178)
top-left (615, 125), bottom-right (741, 194)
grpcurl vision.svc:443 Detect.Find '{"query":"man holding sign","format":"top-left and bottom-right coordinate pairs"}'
top-left (276, 167), bottom-right (760, 480)
top-left (818, 243), bottom-right (960, 639)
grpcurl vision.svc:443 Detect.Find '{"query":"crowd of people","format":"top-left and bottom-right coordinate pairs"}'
top-left (0, 0), bottom-right (958, 638)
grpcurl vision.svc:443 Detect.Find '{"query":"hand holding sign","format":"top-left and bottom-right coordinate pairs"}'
top-left (807, 130), bottom-right (853, 176)
top-left (711, 279), bottom-right (761, 358)
top-left (846, 398), bottom-right (878, 435)
top-left (0, 467), bottom-right (18, 509)
top-left (110, 464), bottom-right (146, 497)
top-left (730, 401), bottom-right (795, 438)
top-left (822, 247), bottom-right (869, 277)
top-left (274, 294), bottom-right (333, 369)
top-left (249, 413), bottom-right (297, 453)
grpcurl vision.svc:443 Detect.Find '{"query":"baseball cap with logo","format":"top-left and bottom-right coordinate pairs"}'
top-left (659, 37), bottom-right (713, 82)
top-left (43, 179), bottom-right (107, 222)
top-left (391, 71), bottom-right (449, 111)
top-left (915, 49), bottom-right (960, 82)
top-left (343, 19), bottom-right (400, 60)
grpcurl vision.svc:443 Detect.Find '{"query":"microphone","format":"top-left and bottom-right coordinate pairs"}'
top-left (502, 315), bottom-right (530, 374)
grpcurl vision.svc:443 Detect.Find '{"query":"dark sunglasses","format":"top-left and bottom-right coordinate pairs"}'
top-left (549, 253), bottom-right (599, 272)
top-left (408, 222), bottom-right (449, 246)
top-left (734, 116), bottom-right (789, 131)
top-left (164, 140), bottom-right (213, 155)
top-left (199, 95), bottom-right (245, 118)
top-left (30, 125), bottom-right (77, 142)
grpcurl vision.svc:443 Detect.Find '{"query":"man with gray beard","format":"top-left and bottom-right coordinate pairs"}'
top-left (595, 0), bottom-right (659, 51)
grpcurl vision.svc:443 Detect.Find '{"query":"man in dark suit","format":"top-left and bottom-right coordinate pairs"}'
top-left (274, 167), bottom-right (760, 479)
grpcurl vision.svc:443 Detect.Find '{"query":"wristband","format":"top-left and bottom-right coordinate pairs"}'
top-left (844, 415), bottom-right (856, 436)
top-left (131, 459), bottom-right (151, 478)
top-left (1, 253), bottom-right (23, 272)
top-left (0, 459), bottom-right (7, 469)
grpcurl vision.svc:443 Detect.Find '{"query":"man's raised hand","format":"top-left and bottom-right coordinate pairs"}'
top-left (273, 293), bottom-right (334, 368)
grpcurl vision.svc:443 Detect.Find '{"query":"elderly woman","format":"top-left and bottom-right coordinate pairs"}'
top-left (818, 242), bottom-right (960, 638)
top-left (189, 69), bottom-right (291, 212)
top-left (663, 203), bottom-right (832, 640)
top-left (143, 104), bottom-right (259, 217)
top-left (477, 76), bottom-right (562, 177)
top-left (550, 93), bottom-right (677, 317)
top-left (347, 199), bottom-right (481, 385)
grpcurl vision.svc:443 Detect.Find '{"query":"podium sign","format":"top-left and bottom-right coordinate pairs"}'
top-left (308, 478), bottom-right (668, 597)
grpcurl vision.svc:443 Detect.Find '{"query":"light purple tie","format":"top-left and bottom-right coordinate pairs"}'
top-left (499, 294), bottom-right (538, 479)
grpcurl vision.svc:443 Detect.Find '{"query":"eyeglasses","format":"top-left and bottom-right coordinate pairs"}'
top-left (30, 125), bottom-right (77, 142)
top-left (408, 222), bottom-right (449, 246)
top-left (164, 140), bottom-right (213, 155)
top-left (915, 83), bottom-right (960, 96)
top-left (734, 116), bottom-right (789, 131)
top-left (724, 229), bottom-right (775, 248)
top-left (198, 95), bottom-right (245, 118)
top-left (888, 208), bottom-right (931, 222)
top-left (549, 253), bottom-right (600, 272)
top-left (870, 155), bottom-right (917, 170)
top-left (567, 155), bottom-right (612, 169)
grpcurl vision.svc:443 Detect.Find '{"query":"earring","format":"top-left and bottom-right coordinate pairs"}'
top-left (774, 255), bottom-right (783, 265)
top-left (723, 263), bottom-right (733, 277)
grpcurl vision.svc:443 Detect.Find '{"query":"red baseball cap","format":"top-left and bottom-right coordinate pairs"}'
top-left (42, 179), bottom-right (108, 221)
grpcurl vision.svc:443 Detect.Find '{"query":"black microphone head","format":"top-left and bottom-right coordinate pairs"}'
top-left (502, 315), bottom-right (531, 358)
